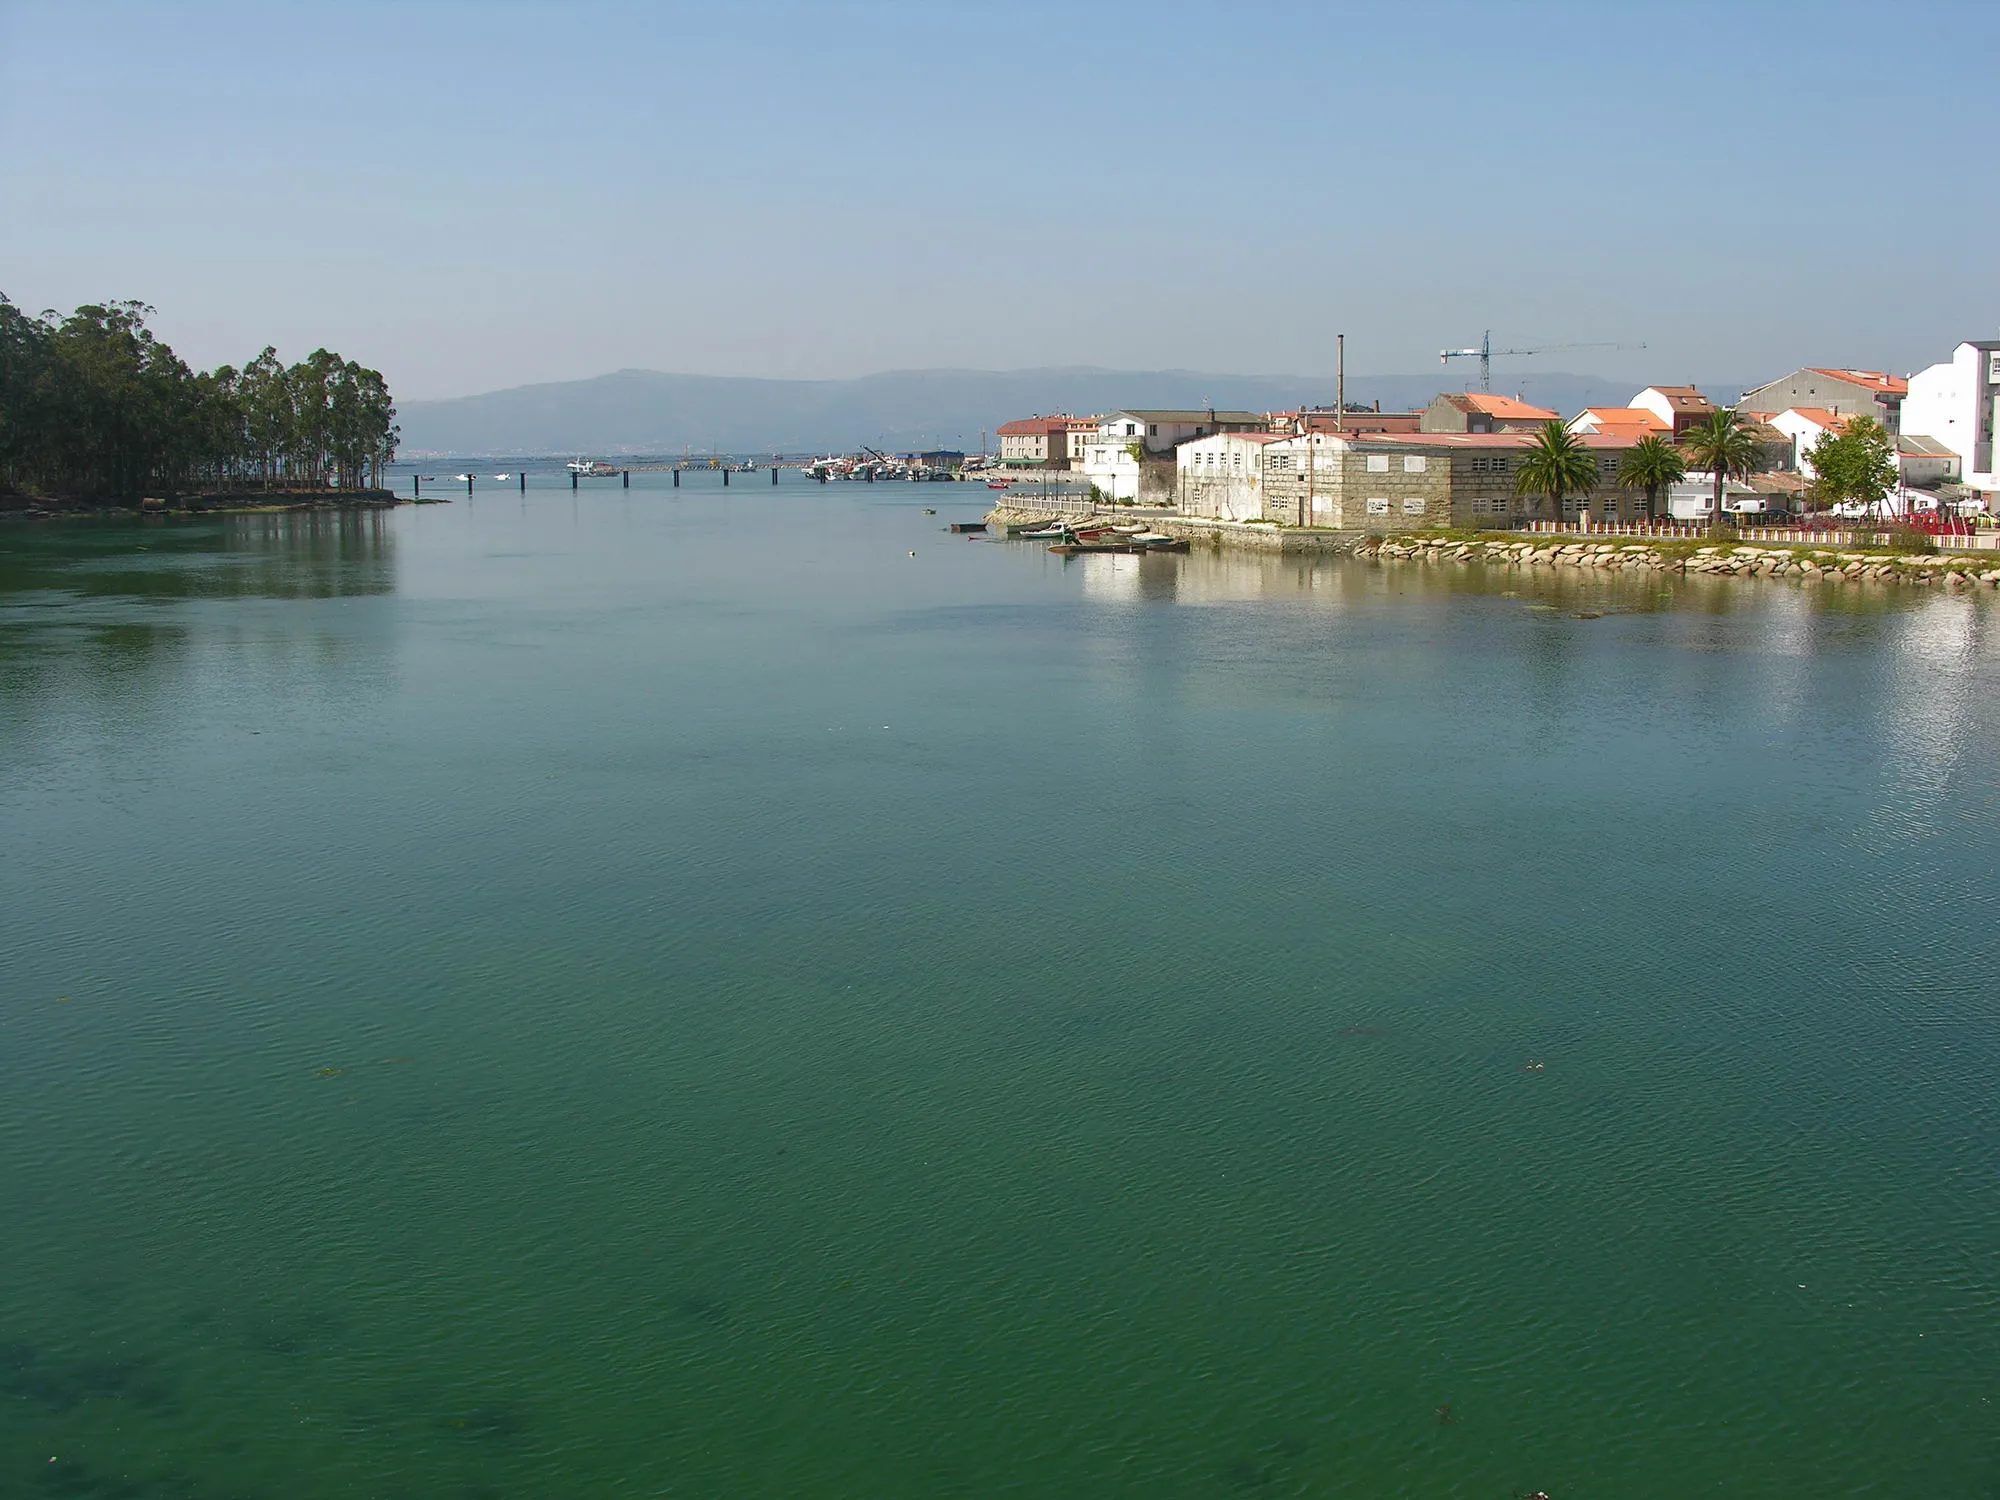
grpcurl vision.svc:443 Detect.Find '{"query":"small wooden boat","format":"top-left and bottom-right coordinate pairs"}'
top-left (948, 522), bottom-right (987, 534)
top-left (1049, 541), bottom-right (1141, 555)
top-left (1130, 531), bottom-right (1190, 552)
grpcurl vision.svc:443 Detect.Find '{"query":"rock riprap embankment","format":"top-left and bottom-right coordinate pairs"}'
top-left (1356, 534), bottom-right (2000, 589)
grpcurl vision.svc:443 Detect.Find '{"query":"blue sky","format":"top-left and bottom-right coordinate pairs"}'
top-left (2, 0), bottom-right (1994, 398)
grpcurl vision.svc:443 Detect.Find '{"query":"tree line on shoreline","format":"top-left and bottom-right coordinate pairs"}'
top-left (0, 297), bottom-right (398, 502)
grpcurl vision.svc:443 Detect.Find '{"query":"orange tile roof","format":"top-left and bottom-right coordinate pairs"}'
top-left (1578, 406), bottom-right (1670, 431)
top-left (1807, 368), bottom-right (1908, 397)
top-left (1781, 407), bottom-right (1850, 430)
top-left (1460, 392), bottom-right (1559, 420)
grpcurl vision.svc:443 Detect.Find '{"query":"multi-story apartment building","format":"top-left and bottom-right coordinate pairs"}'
top-left (1903, 341), bottom-right (2000, 495)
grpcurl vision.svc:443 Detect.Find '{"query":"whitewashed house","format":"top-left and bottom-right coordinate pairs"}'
top-left (1079, 409), bottom-right (1264, 502)
top-left (1176, 431), bottom-right (1286, 520)
top-left (1630, 385), bottom-right (1718, 436)
top-left (1078, 436), bottom-right (1139, 501)
top-left (1102, 408), bottom-right (1265, 456)
top-left (1903, 340), bottom-right (2000, 495)
top-left (1769, 408), bottom-right (1849, 476)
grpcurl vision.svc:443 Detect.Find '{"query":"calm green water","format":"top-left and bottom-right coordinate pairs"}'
top-left (5, 478), bottom-right (2000, 1498)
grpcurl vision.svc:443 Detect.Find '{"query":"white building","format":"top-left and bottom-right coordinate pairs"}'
top-left (1078, 409), bottom-right (1264, 502)
top-left (1902, 340), bottom-right (2000, 494)
top-left (1078, 436), bottom-right (1142, 501)
top-left (1101, 409), bottom-right (1265, 456)
top-left (1631, 385), bottom-right (1718, 436)
top-left (1768, 408), bottom-right (1850, 477)
top-left (1175, 431), bottom-right (1286, 520)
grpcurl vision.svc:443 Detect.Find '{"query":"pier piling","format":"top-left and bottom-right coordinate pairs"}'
top-left (520, 472), bottom-right (526, 493)
top-left (572, 471), bottom-right (579, 491)
top-left (771, 466), bottom-right (778, 486)
top-left (466, 474), bottom-right (473, 496)
top-left (723, 468), bottom-right (730, 487)
top-left (623, 470), bottom-right (629, 489)
top-left (413, 474), bottom-right (421, 498)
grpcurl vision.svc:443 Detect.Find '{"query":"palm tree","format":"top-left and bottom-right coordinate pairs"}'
top-left (1617, 434), bottom-right (1684, 522)
top-left (1681, 408), bottom-right (1758, 535)
top-left (1513, 420), bottom-right (1598, 529)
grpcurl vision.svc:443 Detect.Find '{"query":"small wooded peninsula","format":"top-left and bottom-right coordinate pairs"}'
top-left (0, 296), bottom-right (398, 509)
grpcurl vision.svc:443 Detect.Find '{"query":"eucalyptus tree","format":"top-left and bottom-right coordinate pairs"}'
top-left (0, 296), bottom-right (53, 487)
top-left (1680, 409), bottom-right (1758, 535)
top-left (1513, 420), bottom-right (1599, 527)
top-left (0, 298), bottom-right (396, 501)
top-left (1616, 434), bottom-right (1685, 521)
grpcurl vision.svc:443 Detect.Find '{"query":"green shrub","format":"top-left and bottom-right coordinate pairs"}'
top-left (1885, 526), bottom-right (1938, 555)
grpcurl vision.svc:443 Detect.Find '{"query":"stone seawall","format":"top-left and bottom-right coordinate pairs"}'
top-left (1356, 533), bottom-right (2000, 590)
top-left (983, 507), bottom-right (1357, 555)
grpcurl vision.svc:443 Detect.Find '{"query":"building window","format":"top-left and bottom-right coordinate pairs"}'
top-left (1404, 455), bottom-right (1426, 473)
top-left (1148, 425), bottom-right (1158, 437)
top-left (1366, 455), bottom-right (1390, 473)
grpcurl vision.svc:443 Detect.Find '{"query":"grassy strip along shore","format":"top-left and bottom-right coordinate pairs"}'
top-left (1358, 531), bottom-right (2000, 589)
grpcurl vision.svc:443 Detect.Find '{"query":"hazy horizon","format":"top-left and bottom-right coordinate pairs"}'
top-left (389, 363), bottom-right (1749, 456)
top-left (4, 0), bottom-right (1995, 403)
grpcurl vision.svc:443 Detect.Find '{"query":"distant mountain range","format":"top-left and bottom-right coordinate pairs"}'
top-left (397, 366), bottom-right (1748, 457)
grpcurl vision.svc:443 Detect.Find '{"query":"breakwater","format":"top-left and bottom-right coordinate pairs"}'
top-left (1356, 533), bottom-right (2000, 588)
top-left (984, 506), bottom-right (1356, 554)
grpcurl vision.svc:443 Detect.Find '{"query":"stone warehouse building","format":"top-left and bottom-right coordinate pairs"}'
top-left (1245, 431), bottom-right (1651, 531)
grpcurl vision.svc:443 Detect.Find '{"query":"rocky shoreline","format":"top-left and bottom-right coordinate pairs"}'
top-left (1356, 533), bottom-right (2000, 589)
top-left (0, 490), bottom-right (413, 521)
